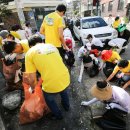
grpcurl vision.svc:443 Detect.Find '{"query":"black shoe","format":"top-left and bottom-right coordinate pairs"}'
top-left (49, 114), bottom-right (63, 120)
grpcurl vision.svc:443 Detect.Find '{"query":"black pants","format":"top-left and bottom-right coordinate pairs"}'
top-left (57, 47), bottom-right (65, 60)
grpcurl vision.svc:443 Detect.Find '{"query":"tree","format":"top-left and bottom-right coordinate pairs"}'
top-left (0, 0), bottom-right (13, 17)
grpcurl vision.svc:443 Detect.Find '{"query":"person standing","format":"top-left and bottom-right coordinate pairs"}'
top-left (40, 4), bottom-right (69, 58)
top-left (23, 35), bottom-right (70, 120)
top-left (107, 14), bottom-right (114, 27)
top-left (25, 22), bottom-right (32, 38)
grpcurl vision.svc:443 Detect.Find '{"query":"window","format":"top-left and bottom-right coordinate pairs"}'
top-left (118, 0), bottom-right (124, 10)
top-left (82, 17), bottom-right (107, 29)
top-left (108, 1), bottom-right (113, 11)
top-left (102, 4), bottom-right (105, 12)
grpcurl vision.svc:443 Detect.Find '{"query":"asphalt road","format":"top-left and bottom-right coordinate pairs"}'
top-left (0, 38), bottom-right (130, 130)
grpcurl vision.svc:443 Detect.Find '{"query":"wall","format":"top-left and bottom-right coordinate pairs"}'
top-left (1, 12), bottom-right (20, 30)
top-left (101, 0), bottom-right (128, 18)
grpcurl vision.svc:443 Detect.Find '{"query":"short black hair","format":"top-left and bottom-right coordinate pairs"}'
top-left (97, 80), bottom-right (108, 89)
top-left (28, 35), bottom-right (43, 47)
top-left (87, 34), bottom-right (93, 39)
top-left (26, 22), bottom-right (30, 27)
top-left (3, 41), bottom-right (17, 54)
top-left (11, 24), bottom-right (21, 31)
top-left (118, 59), bottom-right (129, 68)
top-left (56, 4), bottom-right (66, 12)
top-left (8, 33), bottom-right (15, 40)
top-left (115, 16), bottom-right (119, 21)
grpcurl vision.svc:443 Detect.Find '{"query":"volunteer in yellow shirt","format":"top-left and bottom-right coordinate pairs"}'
top-left (10, 31), bottom-right (21, 40)
top-left (112, 16), bottom-right (121, 29)
top-left (106, 60), bottom-right (130, 84)
top-left (23, 35), bottom-right (70, 120)
top-left (100, 50), bottom-right (121, 69)
top-left (40, 4), bottom-right (69, 59)
top-left (3, 39), bottom-right (29, 54)
top-left (10, 25), bottom-right (21, 40)
top-left (101, 50), bottom-right (121, 63)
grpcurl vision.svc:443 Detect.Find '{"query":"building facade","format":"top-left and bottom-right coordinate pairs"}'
top-left (1, 0), bottom-right (65, 30)
top-left (101, 0), bottom-right (129, 19)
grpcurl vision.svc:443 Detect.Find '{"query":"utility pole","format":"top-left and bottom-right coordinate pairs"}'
top-left (14, 0), bottom-right (25, 27)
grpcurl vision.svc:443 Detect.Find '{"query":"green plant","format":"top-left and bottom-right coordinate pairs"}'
top-left (123, 16), bottom-right (129, 24)
top-left (0, 0), bottom-right (12, 17)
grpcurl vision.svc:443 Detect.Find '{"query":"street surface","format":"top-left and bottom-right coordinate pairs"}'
top-left (0, 35), bottom-right (130, 130)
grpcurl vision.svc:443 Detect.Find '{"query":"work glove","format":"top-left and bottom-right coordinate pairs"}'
top-left (81, 101), bottom-right (90, 106)
top-left (28, 87), bottom-right (34, 93)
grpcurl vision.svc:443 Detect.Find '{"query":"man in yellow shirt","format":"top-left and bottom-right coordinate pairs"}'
top-left (106, 60), bottom-right (130, 85)
top-left (23, 35), bottom-right (70, 120)
top-left (40, 4), bottom-right (69, 58)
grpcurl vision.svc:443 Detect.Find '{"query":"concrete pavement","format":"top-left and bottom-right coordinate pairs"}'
top-left (0, 40), bottom-right (130, 130)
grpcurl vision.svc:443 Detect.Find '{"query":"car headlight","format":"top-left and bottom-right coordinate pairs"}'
top-left (113, 30), bottom-right (118, 38)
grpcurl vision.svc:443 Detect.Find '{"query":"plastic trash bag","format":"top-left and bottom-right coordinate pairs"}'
top-left (2, 58), bottom-right (21, 90)
top-left (19, 79), bottom-right (50, 124)
top-left (94, 109), bottom-right (127, 130)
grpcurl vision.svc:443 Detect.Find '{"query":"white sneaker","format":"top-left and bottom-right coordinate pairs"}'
top-left (81, 101), bottom-right (89, 106)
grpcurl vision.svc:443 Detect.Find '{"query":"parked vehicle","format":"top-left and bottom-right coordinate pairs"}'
top-left (73, 16), bottom-right (118, 45)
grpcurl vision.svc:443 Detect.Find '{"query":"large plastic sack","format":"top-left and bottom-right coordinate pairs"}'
top-left (19, 79), bottom-right (50, 124)
top-left (94, 109), bottom-right (126, 130)
top-left (2, 90), bottom-right (22, 110)
top-left (88, 64), bottom-right (99, 78)
top-left (64, 51), bottom-right (75, 67)
top-left (2, 58), bottom-right (21, 90)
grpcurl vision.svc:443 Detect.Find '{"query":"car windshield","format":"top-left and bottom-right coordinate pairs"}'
top-left (82, 17), bottom-right (108, 29)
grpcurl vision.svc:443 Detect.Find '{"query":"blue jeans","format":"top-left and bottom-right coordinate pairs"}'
top-left (122, 75), bottom-right (130, 82)
top-left (43, 88), bottom-right (69, 118)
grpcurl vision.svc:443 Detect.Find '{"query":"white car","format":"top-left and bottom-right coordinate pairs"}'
top-left (73, 16), bottom-right (118, 45)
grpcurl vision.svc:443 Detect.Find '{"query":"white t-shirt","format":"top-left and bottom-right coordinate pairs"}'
top-left (91, 38), bottom-right (104, 47)
top-left (64, 28), bottom-right (75, 48)
top-left (78, 43), bottom-right (91, 58)
top-left (108, 38), bottom-right (126, 49)
top-left (107, 17), bottom-right (114, 26)
top-left (63, 28), bottom-right (72, 38)
top-left (16, 30), bottom-right (27, 40)
top-left (25, 27), bottom-right (32, 38)
top-left (111, 86), bottom-right (130, 113)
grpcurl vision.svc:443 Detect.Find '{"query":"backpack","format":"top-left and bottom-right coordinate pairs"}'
top-left (64, 51), bottom-right (75, 67)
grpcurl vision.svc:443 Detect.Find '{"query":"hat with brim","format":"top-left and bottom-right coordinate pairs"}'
top-left (90, 83), bottom-right (112, 101)
top-left (118, 24), bottom-right (126, 32)
top-left (101, 50), bottom-right (112, 61)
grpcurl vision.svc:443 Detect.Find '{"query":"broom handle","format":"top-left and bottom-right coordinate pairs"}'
top-left (78, 61), bottom-right (84, 83)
